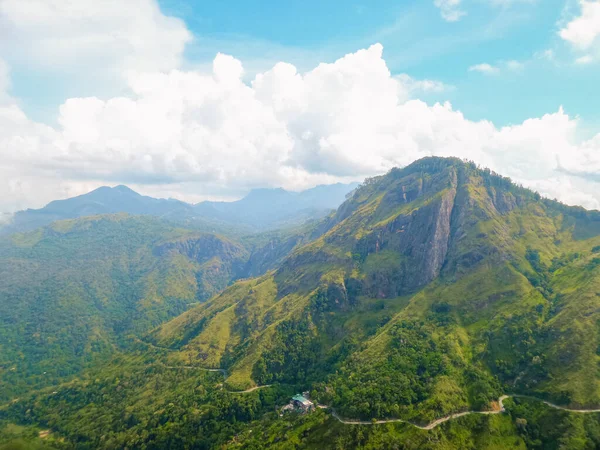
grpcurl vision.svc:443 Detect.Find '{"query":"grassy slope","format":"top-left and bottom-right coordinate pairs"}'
top-left (154, 158), bottom-right (600, 415)
top-left (3, 157), bottom-right (600, 449)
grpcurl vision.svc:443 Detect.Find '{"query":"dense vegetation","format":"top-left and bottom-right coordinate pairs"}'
top-left (323, 320), bottom-right (500, 422)
top-left (2, 157), bottom-right (600, 448)
top-left (226, 397), bottom-right (600, 449)
top-left (0, 347), bottom-right (295, 449)
top-left (0, 214), bottom-right (308, 401)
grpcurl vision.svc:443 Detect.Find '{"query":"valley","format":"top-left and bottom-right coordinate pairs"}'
top-left (1, 157), bottom-right (600, 449)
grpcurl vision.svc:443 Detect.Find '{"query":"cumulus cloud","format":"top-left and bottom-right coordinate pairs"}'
top-left (434, 0), bottom-right (466, 22)
top-left (2, 44), bottom-right (600, 212)
top-left (559, 0), bottom-right (600, 50)
top-left (0, 0), bottom-right (191, 78)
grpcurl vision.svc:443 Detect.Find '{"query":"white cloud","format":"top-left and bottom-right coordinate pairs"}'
top-left (395, 74), bottom-right (453, 95)
top-left (468, 63), bottom-right (500, 74)
top-left (0, 58), bottom-right (10, 102)
top-left (506, 60), bottom-right (525, 71)
top-left (0, 0), bottom-right (191, 79)
top-left (575, 54), bottom-right (594, 63)
top-left (434, 0), bottom-right (533, 22)
top-left (535, 49), bottom-right (555, 61)
top-left (434, 0), bottom-right (466, 22)
top-left (468, 60), bottom-right (526, 74)
top-left (2, 44), bottom-right (600, 212)
top-left (559, 1), bottom-right (600, 50)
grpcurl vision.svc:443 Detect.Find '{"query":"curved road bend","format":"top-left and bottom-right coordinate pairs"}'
top-left (161, 367), bottom-right (600, 428)
top-left (320, 395), bottom-right (600, 430)
top-left (162, 365), bottom-right (271, 393)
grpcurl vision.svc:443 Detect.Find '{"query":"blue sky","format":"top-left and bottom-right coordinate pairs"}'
top-left (1, 0), bottom-right (600, 214)
top-left (10, 0), bottom-right (599, 128)
top-left (159, 0), bottom-right (596, 127)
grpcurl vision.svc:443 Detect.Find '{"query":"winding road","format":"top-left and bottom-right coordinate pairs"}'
top-left (162, 365), bottom-right (271, 393)
top-left (164, 365), bottom-right (227, 376)
top-left (162, 365), bottom-right (600, 429)
top-left (320, 395), bottom-right (600, 430)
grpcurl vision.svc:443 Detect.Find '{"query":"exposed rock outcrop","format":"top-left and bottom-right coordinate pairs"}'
top-left (154, 234), bottom-right (247, 264)
top-left (358, 187), bottom-right (457, 297)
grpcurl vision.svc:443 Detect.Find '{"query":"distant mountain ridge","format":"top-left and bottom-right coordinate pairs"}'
top-left (0, 182), bottom-right (359, 234)
top-left (196, 183), bottom-right (359, 229)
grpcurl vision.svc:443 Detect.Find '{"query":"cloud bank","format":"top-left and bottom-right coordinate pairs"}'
top-left (0, 0), bottom-right (191, 78)
top-left (1, 43), bottom-right (600, 212)
top-left (1, 0), bottom-right (600, 213)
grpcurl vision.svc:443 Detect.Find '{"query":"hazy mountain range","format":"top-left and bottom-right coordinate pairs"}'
top-left (0, 182), bottom-right (359, 235)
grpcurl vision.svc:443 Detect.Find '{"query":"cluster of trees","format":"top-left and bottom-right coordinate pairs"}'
top-left (324, 321), bottom-right (451, 421)
top-left (524, 248), bottom-right (554, 300)
top-left (506, 397), bottom-right (600, 449)
top-left (229, 397), bottom-right (600, 450)
top-left (1, 353), bottom-right (292, 449)
top-left (252, 319), bottom-right (324, 385)
top-left (488, 309), bottom-right (550, 390)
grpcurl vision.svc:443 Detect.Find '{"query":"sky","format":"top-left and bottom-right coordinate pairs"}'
top-left (1, 0), bottom-right (600, 217)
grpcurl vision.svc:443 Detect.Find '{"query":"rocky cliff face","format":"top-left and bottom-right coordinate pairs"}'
top-left (273, 159), bottom-right (533, 300)
top-left (356, 187), bottom-right (456, 296)
top-left (154, 234), bottom-right (249, 300)
top-left (243, 234), bottom-right (309, 278)
top-left (154, 234), bottom-right (247, 264)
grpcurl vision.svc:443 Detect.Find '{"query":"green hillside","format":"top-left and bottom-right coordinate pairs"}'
top-left (0, 214), bottom-right (249, 401)
top-left (2, 157), bottom-right (600, 449)
top-left (154, 157), bottom-right (600, 419)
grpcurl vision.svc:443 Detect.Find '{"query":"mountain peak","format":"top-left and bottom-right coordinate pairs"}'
top-left (112, 184), bottom-right (140, 195)
top-left (87, 184), bottom-right (140, 196)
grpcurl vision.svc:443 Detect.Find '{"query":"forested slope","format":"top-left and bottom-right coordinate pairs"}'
top-left (154, 157), bottom-right (600, 420)
top-left (0, 214), bottom-right (248, 400)
top-left (2, 157), bottom-right (600, 449)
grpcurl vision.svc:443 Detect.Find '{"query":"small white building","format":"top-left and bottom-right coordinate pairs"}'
top-left (291, 394), bottom-right (314, 412)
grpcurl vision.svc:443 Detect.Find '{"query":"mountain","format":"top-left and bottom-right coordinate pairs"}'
top-left (1, 183), bottom-right (359, 235)
top-left (195, 183), bottom-right (360, 229)
top-left (152, 157), bottom-right (600, 419)
top-left (2, 157), bottom-right (600, 449)
top-left (1, 185), bottom-right (195, 235)
top-left (0, 213), bottom-right (329, 404)
top-left (0, 214), bottom-right (249, 401)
